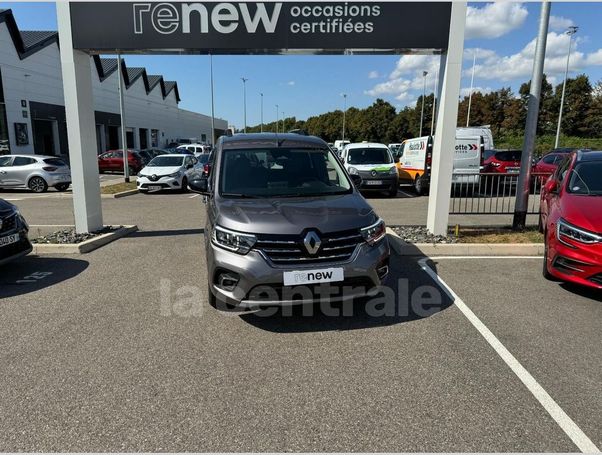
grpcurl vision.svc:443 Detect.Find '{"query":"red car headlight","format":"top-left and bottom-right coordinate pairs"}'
top-left (557, 218), bottom-right (602, 245)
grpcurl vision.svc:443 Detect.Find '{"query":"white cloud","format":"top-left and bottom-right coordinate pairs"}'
top-left (465, 3), bottom-right (528, 40)
top-left (465, 32), bottom-right (602, 82)
top-left (460, 86), bottom-right (493, 97)
top-left (586, 49), bottom-right (602, 66)
top-left (287, 81), bottom-right (295, 86)
top-left (549, 15), bottom-right (575, 32)
top-left (368, 70), bottom-right (379, 79)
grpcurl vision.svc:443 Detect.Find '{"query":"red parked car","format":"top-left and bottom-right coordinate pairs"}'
top-left (98, 149), bottom-right (143, 175)
top-left (482, 149), bottom-right (522, 174)
top-left (540, 150), bottom-right (602, 289)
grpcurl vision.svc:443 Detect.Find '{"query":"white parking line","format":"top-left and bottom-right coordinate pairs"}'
top-left (429, 256), bottom-right (543, 260)
top-left (418, 257), bottom-right (600, 453)
top-left (189, 194), bottom-right (199, 199)
top-left (398, 189), bottom-right (415, 198)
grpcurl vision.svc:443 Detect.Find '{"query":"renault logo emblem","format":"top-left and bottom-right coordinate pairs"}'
top-left (303, 231), bottom-right (321, 255)
top-left (371, 170), bottom-right (377, 177)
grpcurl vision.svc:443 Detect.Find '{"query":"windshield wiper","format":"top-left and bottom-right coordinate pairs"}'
top-left (221, 193), bottom-right (262, 198)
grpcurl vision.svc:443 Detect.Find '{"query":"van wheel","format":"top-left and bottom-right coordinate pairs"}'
top-left (414, 176), bottom-right (424, 195)
top-left (387, 186), bottom-right (398, 198)
top-left (28, 176), bottom-right (48, 193)
top-left (55, 183), bottom-right (70, 192)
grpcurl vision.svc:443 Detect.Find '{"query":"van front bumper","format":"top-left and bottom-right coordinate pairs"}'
top-left (208, 239), bottom-right (390, 308)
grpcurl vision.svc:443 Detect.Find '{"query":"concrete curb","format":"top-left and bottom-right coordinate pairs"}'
top-left (32, 225), bottom-right (138, 255)
top-left (101, 189), bottom-right (139, 199)
top-left (386, 227), bottom-right (544, 257)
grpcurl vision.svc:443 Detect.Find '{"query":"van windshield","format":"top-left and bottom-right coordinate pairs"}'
top-left (219, 148), bottom-right (351, 198)
top-left (348, 148), bottom-right (392, 165)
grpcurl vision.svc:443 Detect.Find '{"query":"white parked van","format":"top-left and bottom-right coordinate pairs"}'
top-left (456, 126), bottom-right (494, 150)
top-left (340, 142), bottom-right (399, 197)
top-left (397, 135), bottom-right (484, 195)
top-left (334, 140), bottom-right (350, 151)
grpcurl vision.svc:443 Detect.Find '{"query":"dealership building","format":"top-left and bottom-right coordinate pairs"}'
top-left (0, 8), bottom-right (227, 157)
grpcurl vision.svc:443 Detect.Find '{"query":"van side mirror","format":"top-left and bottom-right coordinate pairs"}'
top-left (350, 174), bottom-right (362, 187)
top-left (189, 176), bottom-right (209, 195)
top-left (394, 156), bottom-right (400, 163)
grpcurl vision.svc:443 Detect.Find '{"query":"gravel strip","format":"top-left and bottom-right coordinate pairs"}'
top-left (32, 226), bottom-right (120, 245)
top-left (391, 226), bottom-right (457, 244)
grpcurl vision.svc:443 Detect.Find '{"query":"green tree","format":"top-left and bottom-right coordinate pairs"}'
top-left (554, 74), bottom-right (593, 137)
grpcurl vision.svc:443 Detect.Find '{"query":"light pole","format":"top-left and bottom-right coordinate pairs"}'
top-left (342, 93), bottom-right (347, 142)
top-left (419, 71), bottom-right (428, 136)
top-left (275, 104), bottom-right (279, 133)
top-left (466, 51), bottom-right (476, 127)
top-left (513, 0), bottom-right (550, 230)
top-left (210, 54), bottom-right (215, 146)
top-left (555, 25), bottom-right (578, 149)
top-left (241, 77), bottom-right (248, 133)
top-left (117, 53), bottom-right (129, 182)
top-left (430, 66), bottom-right (439, 136)
top-left (260, 92), bottom-right (264, 133)
top-left (281, 111), bottom-right (285, 132)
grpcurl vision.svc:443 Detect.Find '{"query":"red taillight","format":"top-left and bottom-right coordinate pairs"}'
top-left (43, 166), bottom-right (57, 172)
top-left (204, 164), bottom-right (211, 175)
top-left (425, 152), bottom-right (432, 167)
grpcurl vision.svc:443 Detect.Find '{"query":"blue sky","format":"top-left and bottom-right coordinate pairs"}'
top-left (3, 2), bottom-right (602, 129)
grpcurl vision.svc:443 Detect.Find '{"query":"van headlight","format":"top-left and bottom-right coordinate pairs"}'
top-left (557, 219), bottom-right (602, 244)
top-left (389, 166), bottom-right (397, 175)
top-left (361, 218), bottom-right (386, 246)
top-left (348, 166), bottom-right (359, 175)
top-left (212, 225), bottom-right (257, 254)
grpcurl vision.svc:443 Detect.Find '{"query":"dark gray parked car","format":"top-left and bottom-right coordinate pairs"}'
top-left (189, 133), bottom-right (390, 309)
top-left (0, 198), bottom-right (32, 266)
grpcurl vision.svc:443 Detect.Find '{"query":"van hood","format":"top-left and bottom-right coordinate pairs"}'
top-left (561, 194), bottom-right (602, 233)
top-left (216, 192), bottom-right (377, 235)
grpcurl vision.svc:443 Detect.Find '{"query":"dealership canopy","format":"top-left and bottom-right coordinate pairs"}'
top-left (69, 2), bottom-right (451, 54)
top-left (57, 1), bottom-right (467, 236)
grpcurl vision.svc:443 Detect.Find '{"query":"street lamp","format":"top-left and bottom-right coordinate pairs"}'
top-left (555, 25), bottom-right (578, 149)
top-left (341, 93), bottom-right (347, 142)
top-left (466, 51), bottom-right (476, 127)
top-left (210, 54), bottom-right (215, 146)
top-left (281, 111), bottom-right (285, 132)
top-left (419, 71), bottom-right (428, 136)
top-left (116, 53), bottom-right (129, 182)
top-left (260, 93), bottom-right (264, 133)
top-left (275, 104), bottom-right (279, 133)
top-left (241, 77), bottom-right (248, 133)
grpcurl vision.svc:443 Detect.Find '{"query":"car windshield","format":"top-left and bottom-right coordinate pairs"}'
top-left (197, 154), bottom-right (210, 164)
top-left (567, 161), bottom-right (602, 195)
top-left (495, 150), bottom-right (522, 161)
top-left (219, 148), bottom-right (351, 198)
top-left (483, 150), bottom-right (496, 161)
top-left (147, 156), bottom-right (184, 167)
top-left (43, 158), bottom-right (67, 166)
top-left (347, 148), bottom-right (392, 165)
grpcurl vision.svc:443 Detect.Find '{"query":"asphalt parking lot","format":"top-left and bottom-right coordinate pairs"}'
top-left (0, 191), bottom-right (599, 451)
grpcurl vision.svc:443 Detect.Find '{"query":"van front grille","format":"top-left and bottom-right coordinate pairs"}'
top-left (254, 229), bottom-right (363, 265)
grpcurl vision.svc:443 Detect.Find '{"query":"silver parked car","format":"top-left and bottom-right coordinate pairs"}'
top-left (0, 155), bottom-right (71, 192)
top-left (188, 133), bottom-right (390, 309)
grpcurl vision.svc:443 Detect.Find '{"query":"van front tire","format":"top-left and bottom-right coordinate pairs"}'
top-left (414, 175), bottom-right (425, 195)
